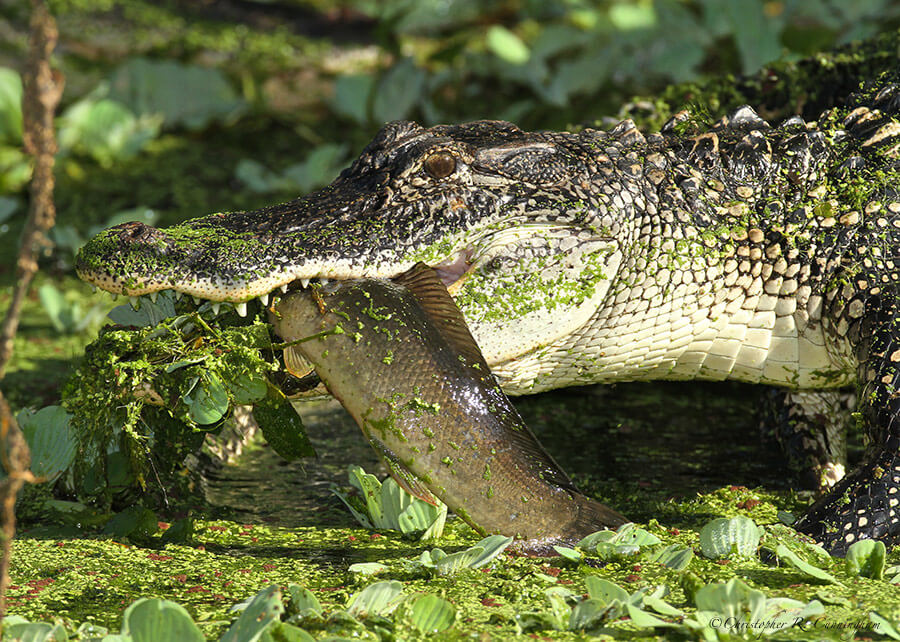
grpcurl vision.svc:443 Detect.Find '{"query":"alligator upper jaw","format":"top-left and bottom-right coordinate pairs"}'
top-left (75, 237), bottom-right (477, 316)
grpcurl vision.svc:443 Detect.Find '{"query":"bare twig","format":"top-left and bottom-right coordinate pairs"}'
top-left (0, 391), bottom-right (35, 617)
top-left (0, 0), bottom-right (63, 619)
top-left (0, 0), bottom-right (63, 378)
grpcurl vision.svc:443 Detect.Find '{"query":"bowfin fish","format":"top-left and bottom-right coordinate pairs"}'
top-left (270, 263), bottom-right (627, 553)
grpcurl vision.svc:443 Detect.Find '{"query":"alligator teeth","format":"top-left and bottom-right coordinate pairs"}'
top-left (174, 291), bottom-right (183, 301)
top-left (129, 296), bottom-right (140, 309)
top-left (320, 278), bottom-right (330, 286)
top-left (149, 291), bottom-right (158, 303)
top-left (211, 303), bottom-right (221, 315)
top-left (300, 278), bottom-right (310, 288)
top-left (90, 285), bottom-right (97, 293)
top-left (192, 296), bottom-right (201, 305)
top-left (280, 284), bottom-right (289, 293)
top-left (235, 302), bottom-right (248, 317)
top-left (110, 293), bottom-right (118, 301)
top-left (258, 293), bottom-right (270, 306)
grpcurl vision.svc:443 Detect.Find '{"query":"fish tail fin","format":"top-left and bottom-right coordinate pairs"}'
top-left (569, 492), bottom-right (628, 540)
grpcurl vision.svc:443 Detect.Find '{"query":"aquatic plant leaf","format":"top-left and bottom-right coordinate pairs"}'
top-left (102, 506), bottom-right (158, 541)
top-left (625, 603), bottom-right (678, 628)
top-left (222, 585), bottom-right (283, 642)
top-left (107, 293), bottom-right (177, 327)
top-left (348, 466), bottom-right (388, 528)
top-left (584, 576), bottom-right (629, 606)
top-left (349, 563), bottom-right (388, 576)
top-left (57, 97), bottom-right (161, 167)
top-left (253, 390), bottom-right (315, 459)
top-left (409, 594), bottom-right (457, 633)
top-left (694, 578), bottom-right (766, 625)
top-left (775, 544), bottom-right (839, 583)
top-left (183, 371), bottom-right (229, 425)
top-left (649, 544), bottom-right (694, 570)
top-left (643, 595), bottom-right (684, 618)
top-left (465, 535), bottom-right (513, 568)
top-left (699, 516), bottom-right (761, 559)
top-left (346, 581), bottom-right (405, 618)
top-left (109, 58), bottom-right (245, 130)
top-left (434, 546), bottom-right (484, 575)
top-left (286, 585), bottom-right (322, 618)
top-left (372, 58), bottom-right (426, 123)
top-left (121, 598), bottom-right (204, 642)
top-left (568, 598), bottom-right (617, 630)
top-left (260, 622), bottom-right (314, 642)
top-left (871, 611), bottom-right (900, 641)
top-left (15, 406), bottom-right (76, 482)
top-left (514, 611), bottom-right (562, 634)
top-left (552, 546), bottom-right (582, 562)
top-left (0, 67), bottom-right (23, 144)
top-left (332, 74), bottom-right (374, 124)
top-left (3, 622), bottom-right (69, 641)
top-left (845, 539), bottom-right (886, 579)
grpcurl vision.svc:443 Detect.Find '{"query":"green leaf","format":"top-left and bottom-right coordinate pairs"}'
top-left (332, 74), bottom-right (374, 124)
top-left (102, 506), bottom-right (158, 541)
top-left (160, 516), bottom-right (194, 545)
top-left (486, 26), bottom-right (530, 64)
top-left (107, 292), bottom-right (177, 327)
top-left (251, 390), bottom-right (315, 459)
top-left (3, 622), bottom-right (69, 641)
top-left (346, 581), bottom-right (405, 618)
top-left (349, 562), bottom-right (388, 576)
top-left (286, 584), bottom-right (322, 617)
top-left (108, 58), bottom-right (245, 130)
top-left (649, 544), bottom-right (694, 570)
top-left (0, 67), bottom-right (23, 145)
top-left (695, 577), bottom-right (766, 624)
top-left (608, 3), bottom-right (657, 30)
top-left (184, 371), bottom-right (229, 425)
top-left (871, 611), bottom-right (900, 641)
top-left (372, 59), bottom-right (426, 123)
top-left (409, 594), bottom-right (456, 633)
top-left (58, 97), bottom-right (161, 167)
top-left (775, 544), bottom-right (839, 583)
top-left (0, 196), bottom-right (18, 223)
top-left (585, 576), bottom-right (629, 606)
top-left (552, 546), bottom-right (583, 562)
top-left (699, 516), bottom-right (761, 558)
top-left (846, 539), bottom-right (886, 579)
top-left (568, 598), bottom-right (616, 630)
top-left (625, 602), bottom-right (677, 628)
top-left (121, 598), bottom-right (204, 642)
top-left (221, 585), bottom-right (283, 642)
top-left (15, 406), bottom-right (77, 481)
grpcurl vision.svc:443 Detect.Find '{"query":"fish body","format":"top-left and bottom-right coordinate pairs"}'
top-left (270, 265), bottom-right (625, 551)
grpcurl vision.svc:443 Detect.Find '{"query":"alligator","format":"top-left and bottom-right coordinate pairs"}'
top-left (76, 73), bottom-right (900, 557)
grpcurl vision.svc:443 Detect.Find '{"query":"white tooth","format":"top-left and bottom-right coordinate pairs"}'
top-left (320, 278), bottom-right (330, 286)
top-left (300, 278), bottom-right (310, 288)
top-left (211, 303), bottom-right (221, 315)
top-left (90, 285), bottom-right (97, 293)
top-left (235, 302), bottom-right (248, 317)
top-left (192, 296), bottom-right (201, 305)
top-left (280, 284), bottom-right (289, 293)
top-left (149, 291), bottom-right (158, 303)
top-left (175, 291), bottom-right (183, 300)
top-left (110, 293), bottom-right (119, 301)
top-left (129, 296), bottom-right (140, 309)
top-left (258, 293), bottom-right (269, 306)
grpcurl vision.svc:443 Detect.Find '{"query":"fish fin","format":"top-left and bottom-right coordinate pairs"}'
top-left (570, 492), bottom-right (628, 536)
top-left (371, 439), bottom-right (442, 506)
top-left (393, 262), bottom-right (490, 370)
top-left (284, 346), bottom-right (315, 378)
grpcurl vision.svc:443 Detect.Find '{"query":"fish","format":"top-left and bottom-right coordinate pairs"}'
top-left (269, 262), bottom-right (626, 553)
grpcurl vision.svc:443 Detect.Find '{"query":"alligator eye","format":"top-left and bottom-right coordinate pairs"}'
top-left (424, 152), bottom-right (457, 179)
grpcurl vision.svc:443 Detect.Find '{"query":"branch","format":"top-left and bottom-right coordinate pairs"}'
top-left (0, 0), bottom-right (63, 378)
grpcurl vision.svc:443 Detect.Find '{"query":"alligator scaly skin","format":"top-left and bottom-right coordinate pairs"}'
top-left (76, 76), bottom-right (900, 555)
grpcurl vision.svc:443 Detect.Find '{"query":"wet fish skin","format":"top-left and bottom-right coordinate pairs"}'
top-left (269, 266), bottom-right (626, 553)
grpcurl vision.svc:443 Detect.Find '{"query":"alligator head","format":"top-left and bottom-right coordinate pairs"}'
top-left (76, 120), bottom-right (623, 372)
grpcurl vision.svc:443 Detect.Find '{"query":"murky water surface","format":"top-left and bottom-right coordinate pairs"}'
top-left (205, 380), bottom-right (845, 528)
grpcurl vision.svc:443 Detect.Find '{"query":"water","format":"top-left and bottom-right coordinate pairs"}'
top-left (204, 380), bottom-right (829, 528)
